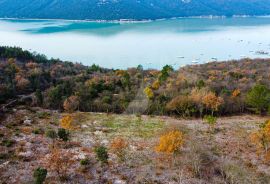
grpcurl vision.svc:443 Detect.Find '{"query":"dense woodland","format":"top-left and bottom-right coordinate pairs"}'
top-left (1, 46), bottom-right (270, 117)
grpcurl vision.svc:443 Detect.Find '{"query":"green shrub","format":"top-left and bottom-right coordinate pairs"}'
top-left (0, 153), bottom-right (9, 159)
top-left (57, 128), bottom-right (69, 142)
top-left (94, 146), bottom-right (108, 164)
top-left (33, 167), bottom-right (47, 184)
top-left (32, 128), bottom-right (43, 135)
top-left (203, 115), bottom-right (217, 126)
top-left (80, 158), bottom-right (90, 166)
top-left (1, 139), bottom-right (15, 147)
top-left (45, 129), bottom-right (57, 139)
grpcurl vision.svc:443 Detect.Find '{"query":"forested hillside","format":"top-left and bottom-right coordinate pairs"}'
top-left (1, 46), bottom-right (270, 117)
top-left (0, 0), bottom-right (270, 20)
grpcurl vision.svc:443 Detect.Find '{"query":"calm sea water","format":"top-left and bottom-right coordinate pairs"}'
top-left (1, 17), bottom-right (270, 69)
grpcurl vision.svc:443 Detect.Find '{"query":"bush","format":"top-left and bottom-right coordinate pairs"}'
top-left (45, 129), bottom-right (57, 139)
top-left (94, 146), bottom-right (109, 164)
top-left (110, 137), bottom-right (128, 162)
top-left (1, 139), bottom-right (15, 147)
top-left (203, 115), bottom-right (217, 132)
top-left (155, 130), bottom-right (184, 154)
top-left (32, 128), bottom-right (43, 135)
top-left (246, 84), bottom-right (270, 115)
top-left (80, 158), bottom-right (90, 166)
top-left (58, 128), bottom-right (69, 142)
top-left (166, 95), bottom-right (195, 117)
top-left (33, 167), bottom-right (47, 184)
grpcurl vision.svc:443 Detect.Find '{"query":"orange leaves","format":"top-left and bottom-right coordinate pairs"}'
top-left (202, 92), bottom-right (223, 112)
top-left (250, 120), bottom-right (270, 160)
top-left (155, 130), bottom-right (184, 154)
top-left (232, 89), bottom-right (241, 98)
top-left (44, 147), bottom-right (75, 179)
top-left (110, 137), bottom-right (128, 161)
top-left (60, 115), bottom-right (75, 131)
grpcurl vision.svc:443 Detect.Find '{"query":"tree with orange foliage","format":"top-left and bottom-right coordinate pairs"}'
top-left (202, 92), bottom-right (224, 115)
top-left (190, 88), bottom-right (209, 117)
top-left (232, 89), bottom-right (241, 98)
top-left (110, 137), bottom-right (128, 162)
top-left (63, 95), bottom-right (79, 112)
top-left (250, 120), bottom-right (270, 160)
top-left (155, 130), bottom-right (184, 154)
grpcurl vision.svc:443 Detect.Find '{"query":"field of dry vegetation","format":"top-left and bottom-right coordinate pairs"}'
top-left (1, 106), bottom-right (270, 184)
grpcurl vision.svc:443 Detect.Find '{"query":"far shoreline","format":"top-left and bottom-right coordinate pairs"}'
top-left (1, 15), bottom-right (270, 24)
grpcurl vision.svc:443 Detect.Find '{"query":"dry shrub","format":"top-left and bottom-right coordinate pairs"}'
top-left (44, 147), bottom-right (75, 181)
top-left (63, 96), bottom-right (79, 113)
top-left (155, 130), bottom-right (184, 154)
top-left (20, 127), bottom-right (33, 135)
top-left (219, 158), bottom-right (258, 184)
top-left (110, 137), bottom-right (128, 162)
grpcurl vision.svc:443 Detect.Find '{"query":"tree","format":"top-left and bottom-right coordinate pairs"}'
top-left (63, 95), bottom-right (79, 112)
top-left (250, 120), bottom-right (270, 159)
top-left (190, 88), bottom-right (209, 117)
top-left (159, 65), bottom-right (173, 82)
top-left (166, 95), bottom-right (195, 117)
top-left (202, 92), bottom-right (223, 115)
top-left (246, 84), bottom-right (270, 115)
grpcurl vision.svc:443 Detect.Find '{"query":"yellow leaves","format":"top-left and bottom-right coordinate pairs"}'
top-left (232, 89), bottom-right (241, 98)
top-left (60, 115), bottom-right (75, 130)
top-left (144, 86), bottom-right (154, 99)
top-left (115, 70), bottom-right (126, 77)
top-left (151, 80), bottom-right (160, 90)
top-left (155, 130), bottom-right (184, 154)
top-left (202, 92), bottom-right (223, 112)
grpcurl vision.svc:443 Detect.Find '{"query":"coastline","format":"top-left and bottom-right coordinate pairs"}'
top-left (1, 15), bottom-right (270, 23)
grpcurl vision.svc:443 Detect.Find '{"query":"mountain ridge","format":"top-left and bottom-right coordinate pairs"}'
top-left (0, 0), bottom-right (270, 20)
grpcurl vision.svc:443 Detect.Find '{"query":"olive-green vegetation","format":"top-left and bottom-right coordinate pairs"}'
top-left (1, 46), bottom-right (270, 117)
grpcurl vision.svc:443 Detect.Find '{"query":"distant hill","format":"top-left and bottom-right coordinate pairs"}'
top-left (0, 0), bottom-right (270, 20)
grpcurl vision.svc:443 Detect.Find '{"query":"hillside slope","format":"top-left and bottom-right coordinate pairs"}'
top-left (0, 0), bottom-right (270, 20)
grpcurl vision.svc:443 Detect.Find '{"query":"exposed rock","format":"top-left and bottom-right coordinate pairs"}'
top-left (23, 116), bottom-right (33, 125)
top-left (114, 179), bottom-right (127, 184)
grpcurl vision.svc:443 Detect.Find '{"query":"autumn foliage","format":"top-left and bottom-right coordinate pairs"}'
top-left (110, 137), bottom-right (128, 161)
top-left (250, 120), bottom-right (270, 159)
top-left (60, 115), bottom-right (75, 130)
top-left (202, 92), bottom-right (224, 114)
top-left (155, 130), bottom-right (184, 154)
top-left (63, 95), bottom-right (79, 112)
top-left (45, 147), bottom-right (75, 180)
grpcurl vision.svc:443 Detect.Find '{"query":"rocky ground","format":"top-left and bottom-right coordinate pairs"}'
top-left (0, 106), bottom-right (270, 184)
